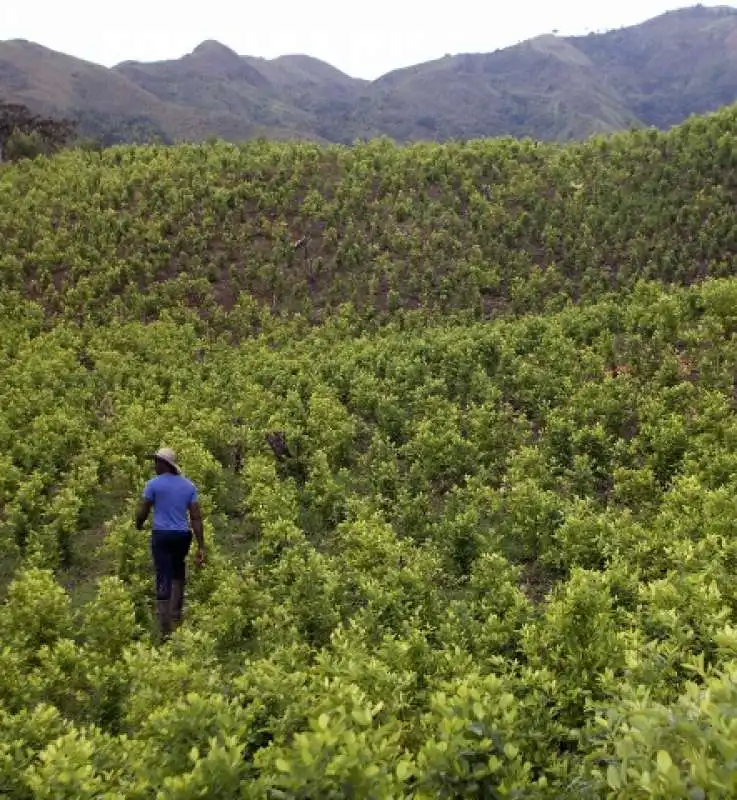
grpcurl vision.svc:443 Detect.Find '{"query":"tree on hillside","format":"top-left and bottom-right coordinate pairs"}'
top-left (0, 102), bottom-right (76, 162)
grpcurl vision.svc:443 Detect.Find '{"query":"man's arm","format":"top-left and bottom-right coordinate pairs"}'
top-left (135, 499), bottom-right (152, 531)
top-left (189, 500), bottom-right (205, 564)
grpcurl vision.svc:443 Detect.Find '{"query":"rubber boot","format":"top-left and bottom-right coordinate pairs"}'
top-left (156, 598), bottom-right (173, 641)
top-left (170, 579), bottom-right (185, 631)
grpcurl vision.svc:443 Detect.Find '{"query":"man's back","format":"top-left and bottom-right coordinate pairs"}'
top-left (143, 473), bottom-right (197, 532)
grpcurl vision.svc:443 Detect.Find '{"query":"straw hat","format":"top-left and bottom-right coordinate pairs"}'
top-left (152, 447), bottom-right (181, 474)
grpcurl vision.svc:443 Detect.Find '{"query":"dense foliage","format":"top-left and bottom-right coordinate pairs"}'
top-left (3, 101), bottom-right (737, 330)
top-left (0, 102), bottom-right (77, 163)
top-left (1, 104), bottom-right (737, 797)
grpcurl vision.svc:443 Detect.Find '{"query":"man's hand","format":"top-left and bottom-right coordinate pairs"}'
top-left (135, 499), bottom-right (152, 531)
top-left (189, 501), bottom-right (205, 567)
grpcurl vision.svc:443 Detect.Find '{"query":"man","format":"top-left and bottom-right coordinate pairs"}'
top-left (135, 447), bottom-right (205, 639)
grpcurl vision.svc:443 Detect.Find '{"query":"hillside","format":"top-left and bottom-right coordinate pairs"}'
top-left (3, 4), bottom-right (737, 144)
top-left (4, 107), bottom-right (737, 796)
top-left (2, 101), bottom-right (737, 327)
top-left (0, 39), bottom-right (335, 146)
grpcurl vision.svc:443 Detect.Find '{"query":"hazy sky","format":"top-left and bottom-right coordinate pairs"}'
top-left (3, 1), bottom-right (735, 79)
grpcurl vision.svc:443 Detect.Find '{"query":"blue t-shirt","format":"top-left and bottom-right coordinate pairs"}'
top-left (143, 473), bottom-right (198, 532)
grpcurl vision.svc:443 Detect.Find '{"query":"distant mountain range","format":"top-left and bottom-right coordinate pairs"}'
top-left (3, 4), bottom-right (737, 145)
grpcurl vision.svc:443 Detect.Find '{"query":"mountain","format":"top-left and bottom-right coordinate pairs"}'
top-left (2, 4), bottom-right (737, 144)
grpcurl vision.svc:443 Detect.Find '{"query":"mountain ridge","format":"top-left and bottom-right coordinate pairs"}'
top-left (2, 4), bottom-right (737, 144)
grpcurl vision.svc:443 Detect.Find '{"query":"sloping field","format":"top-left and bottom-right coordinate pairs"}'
top-left (1, 107), bottom-right (737, 797)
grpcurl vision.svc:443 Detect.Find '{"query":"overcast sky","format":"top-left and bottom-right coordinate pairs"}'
top-left (3, 1), bottom-right (735, 79)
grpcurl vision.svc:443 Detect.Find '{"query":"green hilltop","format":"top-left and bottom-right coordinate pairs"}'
top-left (1, 104), bottom-right (737, 796)
top-left (2, 102), bottom-right (737, 327)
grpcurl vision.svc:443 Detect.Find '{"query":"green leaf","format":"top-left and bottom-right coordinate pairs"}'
top-left (396, 760), bottom-right (413, 781)
top-left (607, 764), bottom-right (622, 790)
top-left (276, 758), bottom-right (291, 773)
top-left (499, 693), bottom-right (514, 710)
top-left (503, 743), bottom-right (519, 759)
top-left (656, 750), bottom-right (673, 773)
top-left (351, 707), bottom-right (371, 726)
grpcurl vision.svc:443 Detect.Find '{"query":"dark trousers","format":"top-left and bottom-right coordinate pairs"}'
top-left (151, 530), bottom-right (192, 601)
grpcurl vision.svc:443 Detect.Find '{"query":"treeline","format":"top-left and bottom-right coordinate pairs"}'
top-left (0, 101), bottom-right (89, 163)
top-left (0, 101), bottom-right (171, 164)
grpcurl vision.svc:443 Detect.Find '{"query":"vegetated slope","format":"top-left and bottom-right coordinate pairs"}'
top-left (113, 41), bottom-right (335, 144)
top-left (0, 39), bottom-right (186, 145)
top-left (0, 39), bottom-right (329, 146)
top-left (2, 279), bottom-right (737, 796)
top-left (3, 107), bottom-right (737, 796)
top-left (361, 3), bottom-right (737, 142)
top-left (2, 102), bottom-right (737, 327)
top-left (354, 35), bottom-right (641, 143)
top-left (574, 3), bottom-right (737, 128)
top-left (3, 5), bottom-right (737, 143)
